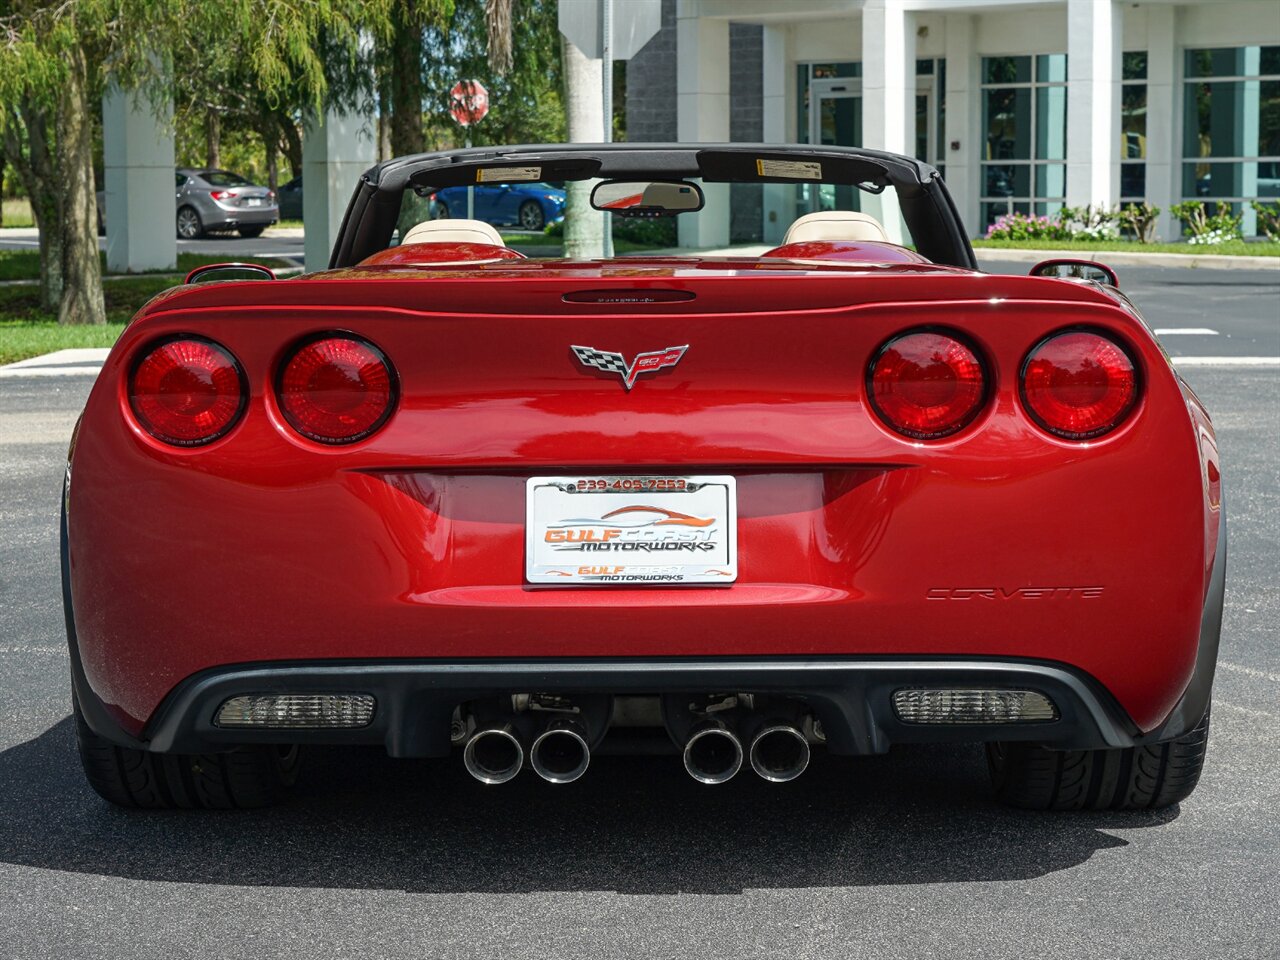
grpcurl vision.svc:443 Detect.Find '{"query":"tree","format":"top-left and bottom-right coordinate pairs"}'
top-left (422, 0), bottom-right (565, 149)
top-left (560, 35), bottom-right (603, 258)
top-left (0, 0), bottom-right (397, 324)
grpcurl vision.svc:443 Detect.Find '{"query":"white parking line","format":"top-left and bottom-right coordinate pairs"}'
top-left (1171, 356), bottom-right (1280, 367)
top-left (1154, 328), bottom-right (1219, 335)
top-left (1218, 661), bottom-right (1280, 683)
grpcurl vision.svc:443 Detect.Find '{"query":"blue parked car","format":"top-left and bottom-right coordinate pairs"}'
top-left (431, 182), bottom-right (566, 231)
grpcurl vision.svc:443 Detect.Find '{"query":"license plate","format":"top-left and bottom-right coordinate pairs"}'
top-left (526, 476), bottom-right (737, 585)
top-left (244, 198), bottom-right (262, 207)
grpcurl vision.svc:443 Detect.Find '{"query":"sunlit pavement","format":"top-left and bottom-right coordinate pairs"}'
top-left (0, 268), bottom-right (1276, 958)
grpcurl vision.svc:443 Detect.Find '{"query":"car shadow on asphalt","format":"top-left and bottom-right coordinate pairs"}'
top-left (0, 717), bottom-right (1177, 894)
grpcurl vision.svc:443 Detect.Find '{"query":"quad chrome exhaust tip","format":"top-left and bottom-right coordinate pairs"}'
top-left (682, 720), bottom-right (744, 785)
top-left (463, 725), bottom-right (525, 784)
top-left (530, 718), bottom-right (591, 784)
top-left (748, 723), bottom-right (810, 783)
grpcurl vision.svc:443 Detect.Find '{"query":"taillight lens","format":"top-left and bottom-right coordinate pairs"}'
top-left (868, 330), bottom-right (986, 439)
top-left (277, 335), bottom-right (396, 443)
top-left (128, 337), bottom-right (246, 446)
top-left (210, 189), bottom-right (234, 201)
top-left (1021, 330), bottom-right (1139, 439)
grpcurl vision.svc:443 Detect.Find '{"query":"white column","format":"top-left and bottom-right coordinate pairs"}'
top-left (102, 86), bottom-right (176, 273)
top-left (943, 13), bottom-right (981, 238)
top-left (1145, 4), bottom-right (1179, 240)
top-left (302, 110), bottom-right (377, 273)
top-left (761, 23), bottom-right (792, 245)
top-left (676, 4), bottom-right (730, 248)
top-left (861, 0), bottom-right (914, 244)
top-left (1066, 0), bottom-right (1122, 209)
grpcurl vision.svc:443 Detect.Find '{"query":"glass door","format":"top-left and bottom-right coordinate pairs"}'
top-left (808, 78), bottom-right (862, 213)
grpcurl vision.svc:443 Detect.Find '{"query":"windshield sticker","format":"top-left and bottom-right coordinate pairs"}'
top-left (477, 166), bottom-right (541, 183)
top-left (756, 159), bottom-right (822, 180)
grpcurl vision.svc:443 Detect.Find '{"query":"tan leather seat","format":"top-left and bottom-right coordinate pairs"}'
top-left (401, 218), bottom-right (506, 247)
top-left (782, 210), bottom-right (889, 245)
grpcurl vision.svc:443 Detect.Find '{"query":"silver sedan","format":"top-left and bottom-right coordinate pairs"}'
top-left (175, 168), bottom-right (278, 239)
top-left (97, 168), bottom-right (279, 239)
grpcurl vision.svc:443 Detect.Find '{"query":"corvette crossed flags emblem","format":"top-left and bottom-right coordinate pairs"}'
top-left (570, 344), bottom-right (689, 391)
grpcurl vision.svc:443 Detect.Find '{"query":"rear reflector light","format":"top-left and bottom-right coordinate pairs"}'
top-left (868, 330), bottom-right (986, 439)
top-left (128, 337), bottom-right (246, 446)
top-left (215, 694), bottom-right (376, 728)
top-left (1021, 330), bottom-right (1139, 440)
top-left (277, 335), bottom-right (396, 443)
top-left (892, 688), bottom-right (1059, 724)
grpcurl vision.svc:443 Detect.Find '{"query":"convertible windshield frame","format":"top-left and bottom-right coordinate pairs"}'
top-left (330, 143), bottom-right (976, 270)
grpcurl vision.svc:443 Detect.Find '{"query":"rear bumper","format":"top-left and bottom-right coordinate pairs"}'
top-left (81, 655), bottom-right (1147, 757)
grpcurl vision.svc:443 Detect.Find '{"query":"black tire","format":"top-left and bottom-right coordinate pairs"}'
top-left (238, 225), bottom-right (265, 238)
top-left (176, 205), bottom-right (204, 240)
top-left (518, 200), bottom-right (545, 231)
top-left (432, 201), bottom-right (450, 220)
top-left (987, 705), bottom-right (1210, 811)
top-left (74, 695), bottom-right (301, 809)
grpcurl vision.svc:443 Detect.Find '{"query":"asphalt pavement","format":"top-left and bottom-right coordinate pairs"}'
top-left (0, 266), bottom-right (1277, 959)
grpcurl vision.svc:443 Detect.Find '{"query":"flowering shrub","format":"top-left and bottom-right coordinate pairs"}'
top-left (1187, 228), bottom-right (1240, 246)
top-left (984, 212), bottom-right (1071, 241)
top-left (1170, 201), bottom-right (1243, 244)
top-left (1119, 203), bottom-right (1161, 243)
top-left (1251, 201), bottom-right (1280, 242)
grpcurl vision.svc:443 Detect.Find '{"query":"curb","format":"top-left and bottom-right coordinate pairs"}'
top-left (973, 248), bottom-right (1280, 270)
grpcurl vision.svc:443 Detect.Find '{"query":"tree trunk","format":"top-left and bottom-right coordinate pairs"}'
top-left (389, 17), bottom-right (425, 156)
top-left (278, 115), bottom-right (303, 178)
top-left (206, 110), bottom-right (221, 168)
top-left (55, 45), bottom-right (105, 326)
top-left (3, 104), bottom-right (63, 311)
top-left (562, 37), bottom-right (605, 259)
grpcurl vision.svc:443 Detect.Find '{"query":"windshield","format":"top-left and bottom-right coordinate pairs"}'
top-left (396, 179), bottom-right (917, 255)
top-left (201, 170), bottom-right (252, 187)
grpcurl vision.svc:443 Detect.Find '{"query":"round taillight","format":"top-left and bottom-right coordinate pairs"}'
top-left (868, 331), bottom-right (987, 439)
top-left (277, 335), bottom-right (396, 444)
top-left (1021, 330), bottom-right (1139, 440)
top-left (128, 337), bottom-right (245, 446)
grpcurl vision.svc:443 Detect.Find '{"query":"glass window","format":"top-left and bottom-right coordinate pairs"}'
top-left (980, 55), bottom-right (1067, 227)
top-left (1036, 54), bottom-right (1067, 83)
top-left (201, 170), bottom-right (251, 187)
top-left (797, 62), bottom-right (861, 142)
top-left (1123, 52), bottom-right (1148, 81)
top-left (916, 59), bottom-right (934, 76)
top-left (1035, 164), bottom-right (1066, 198)
top-left (1121, 85), bottom-right (1147, 159)
top-left (1035, 86), bottom-right (1067, 159)
top-left (1180, 47), bottom-right (1280, 236)
top-left (1120, 165), bottom-right (1146, 199)
top-left (985, 88), bottom-right (1031, 160)
top-left (984, 56), bottom-right (1031, 85)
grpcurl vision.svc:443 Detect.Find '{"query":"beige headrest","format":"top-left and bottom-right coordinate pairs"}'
top-left (782, 210), bottom-right (889, 245)
top-left (401, 218), bottom-right (506, 247)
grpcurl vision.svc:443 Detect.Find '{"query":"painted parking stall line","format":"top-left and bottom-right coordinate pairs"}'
top-left (1154, 328), bottom-right (1220, 335)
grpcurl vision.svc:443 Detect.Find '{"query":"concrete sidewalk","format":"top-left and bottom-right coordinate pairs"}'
top-left (0, 348), bottom-right (109, 378)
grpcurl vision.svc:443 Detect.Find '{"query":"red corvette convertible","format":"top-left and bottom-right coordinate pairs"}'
top-left (63, 144), bottom-right (1223, 810)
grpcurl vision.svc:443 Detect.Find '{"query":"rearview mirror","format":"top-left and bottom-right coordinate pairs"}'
top-left (1029, 259), bottom-right (1118, 288)
top-left (590, 179), bottom-right (704, 217)
top-left (185, 263), bottom-right (277, 284)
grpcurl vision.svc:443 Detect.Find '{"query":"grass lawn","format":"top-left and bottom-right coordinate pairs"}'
top-left (972, 237), bottom-right (1280, 256)
top-left (1, 198), bottom-right (35, 228)
top-left (0, 276), bottom-right (175, 364)
top-left (0, 250), bottom-right (295, 282)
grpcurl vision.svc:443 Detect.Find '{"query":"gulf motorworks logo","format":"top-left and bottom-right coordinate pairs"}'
top-left (570, 344), bottom-right (688, 390)
top-left (545, 505), bottom-right (718, 552)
